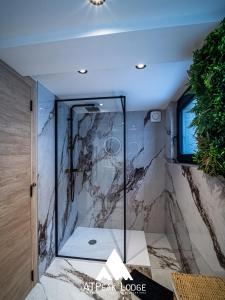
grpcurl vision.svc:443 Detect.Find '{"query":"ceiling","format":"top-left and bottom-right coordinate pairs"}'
top-left (0, 0), bottom-right (224, 110)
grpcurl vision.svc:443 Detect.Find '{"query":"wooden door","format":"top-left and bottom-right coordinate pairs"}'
top-left (0, 62), bottom-right (33, 300)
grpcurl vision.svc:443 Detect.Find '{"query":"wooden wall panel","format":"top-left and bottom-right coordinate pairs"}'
top-left (0, 61), bottom-right (34, 300)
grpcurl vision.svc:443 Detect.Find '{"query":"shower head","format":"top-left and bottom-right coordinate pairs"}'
top-left (84, 105), bottom-right (100, 113)
top-left (72, 104), bottom-right (101, 113)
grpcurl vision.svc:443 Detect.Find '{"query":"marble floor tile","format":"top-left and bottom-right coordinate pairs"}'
top-left (126, 230), bottom-right (150, 266)
top-left (145, 233), bottom-right (182, 291)
top-left (25, 283), bottom-right (47, 300)
top-left (127, 265), bottom-right (152, 279)
top-left (148, 246), bottom-right (181, 271)
top-left (26, 258), bottom-right (150, 300)
top-left (145, 233), bottom-right (182, 272)
top-left (151, 269), bottom-right (174, 291)
top-left (145, 233), bottom-right (172, 248)
top-left (26, 233), bottom-right (178, 299)
top-left (59, 227), bottom-right (150, 266)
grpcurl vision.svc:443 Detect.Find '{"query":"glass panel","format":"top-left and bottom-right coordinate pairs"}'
top-left (56, 98), bottom-right (125, 261)
top-left (181, 99), bottom-right (197, 155)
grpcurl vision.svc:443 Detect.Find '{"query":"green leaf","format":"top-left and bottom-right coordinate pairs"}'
top-left (188, 17), bottom-right (225, 177)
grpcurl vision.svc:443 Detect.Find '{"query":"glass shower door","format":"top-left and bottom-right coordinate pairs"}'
top-left (55, 97), bottom-right (126, 262)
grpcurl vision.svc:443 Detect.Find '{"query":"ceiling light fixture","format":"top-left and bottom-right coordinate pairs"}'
top-left (100, 103), bottom-right (103, 106)
top-left (90, 0), bottom-right (106, 6)
top-left (78, 69), bottom-right (88, 74)
top-left (135, 63), bottom-right (146, 70)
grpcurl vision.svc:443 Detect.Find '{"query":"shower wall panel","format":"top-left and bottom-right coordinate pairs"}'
top-left (73, 112), bottom-right (124, 229)
top-left (68, 110), bottom-right (166, 232)
top-left (37, 83), bottom-right (55, 276)
top-left (57, 103), bottom-right (78, 250)
top-left (126, 111), bottom-right (166, 232)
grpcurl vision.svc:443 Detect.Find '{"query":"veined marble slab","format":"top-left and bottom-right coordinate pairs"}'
top-left (126, 111), bottom-right (166, 232)
top-left (37, 83), bottom-right (56, 276)
top-left (165, 162), bottom-right (225, 277)
top-left (145, 233), bottom-right (182, 291)
top-left (26, 258), bottom-right (150, 300)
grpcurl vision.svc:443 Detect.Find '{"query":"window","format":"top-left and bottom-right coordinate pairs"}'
top-left (177, 92), bottom-right (197, 163)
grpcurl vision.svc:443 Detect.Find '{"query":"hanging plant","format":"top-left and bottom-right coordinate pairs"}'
top-left (188, 18), bottom-right (225, 177)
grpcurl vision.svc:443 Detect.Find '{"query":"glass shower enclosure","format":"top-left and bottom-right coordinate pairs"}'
top-left (55, 96), bottom-right (126, 262)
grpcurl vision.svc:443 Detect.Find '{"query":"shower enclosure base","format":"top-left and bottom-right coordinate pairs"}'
top-left (58, 227), bottom-right (150, 266)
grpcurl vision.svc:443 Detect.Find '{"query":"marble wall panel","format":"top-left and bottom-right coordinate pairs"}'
top-left (165, 162), bottom-right (225, 277)
top-left (37, 83), bottom-right (55, 276)
top-left (57, 102), bottom-right (78, 250)
top-left (73, 112), bottom-right (125, 229)
top-left (57, 109), bottom-right (167, 233)
top-left (126, 111), bottom-right (166, 232)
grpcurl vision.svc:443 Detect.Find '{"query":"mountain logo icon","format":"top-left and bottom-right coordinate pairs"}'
top-left (96, 249), bottom-right (133, 281)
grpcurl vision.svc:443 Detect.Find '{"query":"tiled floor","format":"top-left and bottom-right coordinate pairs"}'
top-left (26, 259), bottom-right (149, 300)
top-left (59, 227), bottom-right (150, 266)
top-left (26, 233), bottom-right (181, 299)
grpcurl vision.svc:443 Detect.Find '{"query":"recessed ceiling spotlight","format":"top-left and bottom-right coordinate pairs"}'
top-left (90, 0), bottom-right (106, 6)
top-left (100, 103), bottom-right (104, 106)
top-left (135, 63), bottom-right (146, 70)
top-left (78, 69), bottom-right (88, 74)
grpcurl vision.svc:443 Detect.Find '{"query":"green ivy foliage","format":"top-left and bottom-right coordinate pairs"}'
top-left (188, 18), bottom-right (225, 177)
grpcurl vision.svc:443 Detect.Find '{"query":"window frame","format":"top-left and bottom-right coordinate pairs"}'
top-left (177, 91), bottom-right (197, 164)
